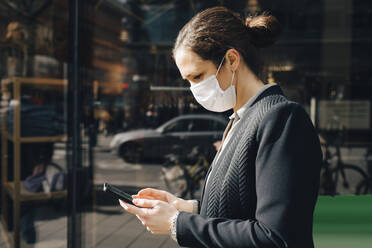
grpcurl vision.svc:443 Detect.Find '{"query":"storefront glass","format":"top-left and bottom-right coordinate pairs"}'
top-left (0, 1), bottom-right (69, 247)
top-left (0, 0), bottom-right (371, 247)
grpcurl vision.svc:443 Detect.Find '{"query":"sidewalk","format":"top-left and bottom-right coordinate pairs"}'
top-left (0, 204), bottom-right (179, 248)
top-left (0, 134), bottom-right (176, 248)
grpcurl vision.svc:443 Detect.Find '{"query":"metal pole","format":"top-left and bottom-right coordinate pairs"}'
top-left (68, 0), bottom-right (82, 247)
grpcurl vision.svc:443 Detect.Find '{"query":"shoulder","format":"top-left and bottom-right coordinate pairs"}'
top-left (241, 94), bottom-right (295, 128)
top-left (234, 95), bottom-right (292, 143)
top-left (261, 100), bottom-right (306, 121)
top-left (256, 101), bottom-right (313, 142)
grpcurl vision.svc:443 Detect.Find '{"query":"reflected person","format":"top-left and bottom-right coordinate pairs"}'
top-left (119, 6), bottom-right (322, 248)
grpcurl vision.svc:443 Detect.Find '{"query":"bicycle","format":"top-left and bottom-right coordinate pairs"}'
top-left (355, 147), bottom-right (372, 194)
top-left (319, 134), bottom-right (370, 195)
top-left (161, 146), bottom-right (210, 199)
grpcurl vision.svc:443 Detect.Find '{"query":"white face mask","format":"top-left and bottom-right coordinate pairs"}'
top-left (190, 56), bottom-right (236, 112)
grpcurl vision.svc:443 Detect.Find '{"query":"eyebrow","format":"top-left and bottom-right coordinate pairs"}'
top-left (183, 73), bottom-right (191, 79)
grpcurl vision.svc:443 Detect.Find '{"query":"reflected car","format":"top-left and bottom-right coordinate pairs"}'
top-left (109, 114), bottom-right (228, 163)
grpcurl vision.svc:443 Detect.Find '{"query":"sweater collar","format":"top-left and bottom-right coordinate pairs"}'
top-left (250, 83), bottom-right (284, 107)
top-left (229, 83), bottom-right (283, 121)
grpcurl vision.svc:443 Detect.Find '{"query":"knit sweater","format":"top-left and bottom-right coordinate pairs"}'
top-left (176, 85), bottom-right (322, 248)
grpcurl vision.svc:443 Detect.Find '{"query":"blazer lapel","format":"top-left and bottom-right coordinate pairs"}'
top-left (200, 118), bottom-right (234, 204)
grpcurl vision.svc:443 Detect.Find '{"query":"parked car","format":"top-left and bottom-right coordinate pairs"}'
top-left (109, 114), bottom-right (228, 163)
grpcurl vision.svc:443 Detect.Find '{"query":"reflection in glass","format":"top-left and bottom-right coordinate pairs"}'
top-left (0, 0), bottom-right (371, 248)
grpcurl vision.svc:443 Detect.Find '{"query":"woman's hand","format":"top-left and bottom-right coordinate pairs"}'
top-left (133, 188), bottom-right (195, 213)
top-left (119, 198), bottom-right (178, 234)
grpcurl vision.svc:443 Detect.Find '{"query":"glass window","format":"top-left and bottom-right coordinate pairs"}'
top-left (163, 119), bottom-right (192, 132)
top-left (190, 119), bottom-right (210, 132)
top-left (0, 1), bottom-right (70, 247)
top-left (190, 119), bottom-right (215, 132)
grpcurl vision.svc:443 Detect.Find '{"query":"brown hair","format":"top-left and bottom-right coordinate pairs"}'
top-left (173, 6), bottom-right (282, 77)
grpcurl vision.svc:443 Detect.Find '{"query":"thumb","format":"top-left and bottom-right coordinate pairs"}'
top-left (132, 195), bottom-right (156, 200)
top-left (137, 188), bottom-right (167, 201)
top-left (133, 198), bottom-right (159, 208)
top-left (137, 188), bottom-right (156, 195)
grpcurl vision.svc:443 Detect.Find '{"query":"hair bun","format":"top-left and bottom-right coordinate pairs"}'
top-left (245, 13), bottom-right (282, 48)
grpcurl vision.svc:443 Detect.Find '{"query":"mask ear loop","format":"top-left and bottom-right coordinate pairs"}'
top-left (216, 56), bottom-right (225, 75)
top-left (231, 71), bottom-right (235, 87)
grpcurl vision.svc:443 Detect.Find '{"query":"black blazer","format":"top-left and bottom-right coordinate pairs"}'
top-left (176, 85), bottom-right (322, 248)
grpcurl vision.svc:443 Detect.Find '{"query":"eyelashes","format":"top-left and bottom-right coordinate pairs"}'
top-left (193, 73), bottom-right (202, 80)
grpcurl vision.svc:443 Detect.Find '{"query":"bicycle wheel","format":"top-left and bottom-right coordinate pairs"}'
top-left (356, 177), bottom-right (372, 195)
top-left (320, 166), bottom-right (336, 196)
top-left (331, 164), bottom-right (369, 195)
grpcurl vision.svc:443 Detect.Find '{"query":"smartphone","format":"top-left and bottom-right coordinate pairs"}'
top-left (103, 183), bottom-right (134, 205)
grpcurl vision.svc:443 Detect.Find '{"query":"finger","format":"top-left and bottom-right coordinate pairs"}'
top-left (132, 195), bottom-right (155, 200)
top-left (138, 189), bottom-right (169, 202)
top-left (137, 188), bottom-right (154, 195)
top-left (137, 188), bottom-right (164, 198)
top-left (119, 200), bottom-right (145, 216)
top-left (136, 215), bottom-right (145, 225)
top-left (133, 198), bottom-right (159, 208)
top-left (119, 199), bottom-right (128, 210)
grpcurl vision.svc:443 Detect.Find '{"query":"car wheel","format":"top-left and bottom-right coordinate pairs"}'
top-left (119, 142), bottom-right (142, 163)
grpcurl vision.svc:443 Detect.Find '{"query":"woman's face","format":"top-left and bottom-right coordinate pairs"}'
top-left (174, 47), bottom-right (232, 90)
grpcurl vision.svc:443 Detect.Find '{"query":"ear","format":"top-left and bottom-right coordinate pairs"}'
top-left (225, 48), bottom-right (240, 72)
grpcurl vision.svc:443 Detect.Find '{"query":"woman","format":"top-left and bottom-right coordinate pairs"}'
top-left (120, 6), bottom-right (322, 248)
